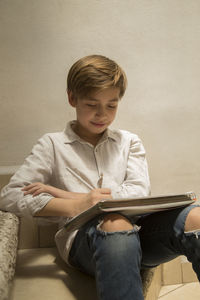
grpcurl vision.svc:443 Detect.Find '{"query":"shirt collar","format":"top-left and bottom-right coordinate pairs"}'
top-left (63, 121), bottom-right (119, 144)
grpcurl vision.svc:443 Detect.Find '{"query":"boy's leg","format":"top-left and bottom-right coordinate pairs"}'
top-left (137, 205), bottom-right (200, 281)
top-left (69, 214), bottom-right (144, 300)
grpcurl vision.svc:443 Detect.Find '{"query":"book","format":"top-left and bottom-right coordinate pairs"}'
top-left (63, 192), bottom-right (196, 233)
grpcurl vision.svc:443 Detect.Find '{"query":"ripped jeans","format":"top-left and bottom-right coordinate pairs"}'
top-left (69, 205), bottom-right (200, 300)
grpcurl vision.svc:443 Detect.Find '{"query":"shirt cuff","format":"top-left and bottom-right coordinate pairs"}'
top-left (18, 193), bottom-right (54, 217)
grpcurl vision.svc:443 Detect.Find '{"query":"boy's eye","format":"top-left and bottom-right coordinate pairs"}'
top-left (85, 103), bottom-right (117, 109)
top-left (86, 104), bottom-right (96, 107)
top-left (108, 105), bottom-right (117, 109)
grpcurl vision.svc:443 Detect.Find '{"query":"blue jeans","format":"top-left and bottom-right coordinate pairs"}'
top-left (69, 205), bottom-right (200, 300)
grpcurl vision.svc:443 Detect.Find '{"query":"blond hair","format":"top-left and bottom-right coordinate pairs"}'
top-left (67, 55), bottom-right (127, 98)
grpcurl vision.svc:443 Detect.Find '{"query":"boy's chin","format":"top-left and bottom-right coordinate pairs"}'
top-left (91, 125), bottom-right (108, 133)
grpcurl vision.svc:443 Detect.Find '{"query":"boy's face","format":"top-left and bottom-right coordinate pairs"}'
top-left (68, 87), bottom-right (120, 144)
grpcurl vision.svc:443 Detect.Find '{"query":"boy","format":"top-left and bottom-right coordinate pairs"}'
top-left (1, 55), bottom-right (200, 300)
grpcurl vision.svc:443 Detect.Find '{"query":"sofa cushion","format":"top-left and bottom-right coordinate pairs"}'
top-left (10, 247), bottom-right (160, 300)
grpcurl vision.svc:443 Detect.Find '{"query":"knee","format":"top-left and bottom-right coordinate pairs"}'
top-left (185, 207), bottom-right (200, 232)
top-left (99, 213), bottom-right (134, 232)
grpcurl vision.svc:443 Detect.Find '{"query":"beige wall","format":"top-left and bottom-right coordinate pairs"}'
top-left (0, 0), bottom-right (200, 198)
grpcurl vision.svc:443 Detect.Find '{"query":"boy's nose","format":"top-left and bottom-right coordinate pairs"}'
top-left (96, 106), bottom-right (106, 116)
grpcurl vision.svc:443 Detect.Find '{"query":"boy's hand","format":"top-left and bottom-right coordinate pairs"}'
top-left (86, 188), bottom-right (112, 207)
top-left (22, 182), bottom-right (50, 197)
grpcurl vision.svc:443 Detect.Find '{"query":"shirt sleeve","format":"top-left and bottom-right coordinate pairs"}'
top-left (111, 136), bottom-right (151, 199)
top-left (0, 134), bottom-right (55, 217)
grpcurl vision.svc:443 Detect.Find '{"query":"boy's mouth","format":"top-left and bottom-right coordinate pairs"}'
top-left (91, 122), bottom-right (106, 128)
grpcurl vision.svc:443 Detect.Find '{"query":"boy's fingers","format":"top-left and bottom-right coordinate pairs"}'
top-left (22, 183), bottom-right (41, 191)
top-left (23, 186), bottom-right (40, 195)
top-left (101, 189), bottom-right (111, 194)
top-left (103, 194), bottom-right (112, 199)
top-left (22, 186), bottom-right (30, 191)
top-left (95, 188), bottom-right (111, 194)
top-left (22, 184), bottom-right (35, 191)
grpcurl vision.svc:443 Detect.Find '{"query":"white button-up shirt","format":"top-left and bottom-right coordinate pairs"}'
top-left (0, 121), bottom-right (150, 263)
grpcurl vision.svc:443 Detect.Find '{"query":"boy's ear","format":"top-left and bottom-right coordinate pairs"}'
top-left (67, 90), bottom-right (77, 107)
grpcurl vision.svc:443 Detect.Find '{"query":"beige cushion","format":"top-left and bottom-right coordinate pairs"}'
top-left (10, 247), bottom-right (158, 300)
